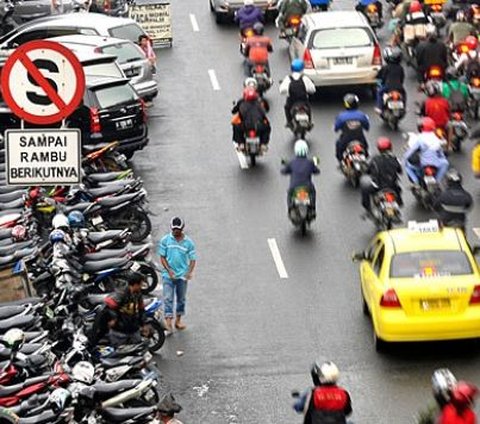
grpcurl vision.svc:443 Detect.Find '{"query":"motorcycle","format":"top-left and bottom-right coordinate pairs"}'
top-left (364, 3), bottom-right (383, 30)
top-left (341, 141), bottom-right (368, 188)
top-left (243, 129), bottom-right (263, 167)
top-left (425, 1), bottom-right (446, 28)
top-left (0, 0), bottom-right (17, 37)
top-left (239, 27), bottom-right (254, 56)
top-left (279, 15), bottom-right (302, 42)
top-left (412, 165), bottom-right (441, 210)
top-left (250, 63), bottom-right (272, 96)
top-left (288, 185), bottom-right (315, 236)
top-left (447, 111), bottom-right (468, 152)
top-left (381, 90), bottom-right (406, 130)
top-left (424, 65), bottom-right (444, 85)
top-left (467, 76), bottom-right (480, 119)
top-left (367, 189), bottom-right (402, 230)
top-left (289, 102), bottom-right (312, 138)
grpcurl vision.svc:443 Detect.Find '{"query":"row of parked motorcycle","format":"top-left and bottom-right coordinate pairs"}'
top-left (0, 139), bottom-right (168, 423)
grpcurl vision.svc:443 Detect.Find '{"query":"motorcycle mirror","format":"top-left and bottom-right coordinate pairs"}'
top-left (313, 156), bottom-right (320, 166)
top-left (352, 251), bottom-right (367, 262)
top-left (291, 390), bottom-right (300, 398)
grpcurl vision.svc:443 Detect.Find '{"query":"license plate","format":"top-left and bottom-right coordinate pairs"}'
top-left (115, 118), bottom-right (134, 130)
top-left (92, 215), bottom-right (103, 226)
top-left (332, 57), bottom-right (353, 66)
top-left (296, 113), bottom-right (309, 123)
top-left (246, 137), bottom-right (259, 145)
top-left (388, 101), bottom-right (404, 109)
top-left (144, 389), bottom-right (155, 401)
top-left (285, 28), bottom-right (295, 36)
top-left (424, 176), bottom-right (436, 184)
top-left (144, 351), bottom-right (153, 362)
top-left (131, 262), bottom-right (141, 272)
top-left (45, 306), bottom-right (54, 319)
top-left (420, 298), bottom-right (450, 310)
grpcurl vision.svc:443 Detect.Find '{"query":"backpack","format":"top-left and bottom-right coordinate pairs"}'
top-left (446, 82), bottom-right (466, 111)
top-left (288, 76), bottom-right (308, 103)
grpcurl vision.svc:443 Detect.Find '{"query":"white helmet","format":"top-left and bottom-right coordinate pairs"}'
top-left (294, 139), bottom-right (309, 157)
top-left (3, 328), bottom-right (25, 350)
top-left (244, 77), bottom-right (258, 89)
top-left (49, 388), bottom-right (71, 414)
top-left (244, 0), bottom-right (254, 5)
top-left (432, 368), bottom-right (457, 406)
top-left (52, 214), bottom-right (69, 229)
top-left (72, 361), bottom-right (95, 384)
top-left (314, 361), bottom-right (339, 384)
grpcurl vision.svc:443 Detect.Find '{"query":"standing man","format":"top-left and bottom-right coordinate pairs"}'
top-left (158, 217), bottom-right (197, 333)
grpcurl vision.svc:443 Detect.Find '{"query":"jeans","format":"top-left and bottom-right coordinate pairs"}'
top-left (405, 160), bottom-right (449, 184)
top-left (163, 276), bottom-right (187, 318)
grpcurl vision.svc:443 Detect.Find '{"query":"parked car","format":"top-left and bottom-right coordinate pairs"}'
top-left (1, 0), bottom-right (74, 24)
top-left (48, 35), bottom-right (158, 101)
top-left (288, 11), bottom-right (382, 90)
top-left (209, 0), bottom-right (279, 24)
top-left (0, 76), bottom-right (148, 158)
top-left (0, 13), bottom-right (147, 56)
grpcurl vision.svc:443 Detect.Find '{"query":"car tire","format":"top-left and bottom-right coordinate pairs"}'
top-left (374, 332), bottom-right (387, 353)
top-left (215, 12), bottom-right (224, 24)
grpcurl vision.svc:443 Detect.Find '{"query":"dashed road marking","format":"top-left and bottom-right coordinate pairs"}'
top-left (235, 149), bottom-right (249, 169)
top-left (267, 238), bottom-right (289, 279)
top-left (208, 69), bottom-right (221, 91)
top-left (189, 14), bottom-right (200, 32)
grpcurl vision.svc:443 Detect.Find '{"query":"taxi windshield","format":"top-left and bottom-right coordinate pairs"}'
top-left (390, 250), bottom-right (473, 278)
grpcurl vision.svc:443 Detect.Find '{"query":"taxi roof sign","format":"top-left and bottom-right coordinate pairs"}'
top-left (408, 220), bottom-right (440, 234)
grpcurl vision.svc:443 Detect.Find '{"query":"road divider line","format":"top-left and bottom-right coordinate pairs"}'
top-left (208, 69), bottom-right (221, 91)
top-left (235, 149), bottom-right (249, 169)
top-left (189, 14), bottom-right (200, 32)
top-left (267, 238), bottom-right (289, 279)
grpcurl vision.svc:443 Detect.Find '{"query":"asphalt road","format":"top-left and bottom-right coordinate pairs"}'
top-left (132, 1), bottom-right (480, 422)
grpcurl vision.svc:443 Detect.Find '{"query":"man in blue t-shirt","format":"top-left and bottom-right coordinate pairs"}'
top-left (158, 217), bottom-right (197, 333)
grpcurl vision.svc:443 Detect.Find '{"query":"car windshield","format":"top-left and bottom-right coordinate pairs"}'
top-left (310, 27), bottom-right (372, 49)
top-left (94, 83), bottom-right (137, 109)
top-left (108, 24), bottom-right (145, 44)
top-left (83, 62), bottom-right (124, 79)
top-left (100, 43), bottom-right (144, 64)
top-left (390, 250), bottom-right (473, 278)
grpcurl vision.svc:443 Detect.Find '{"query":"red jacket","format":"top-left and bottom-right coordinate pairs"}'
top-left (424, 96), bottom-right (450, 129)
top-left (245, 35), bottom-right (272, 64)
top-left (439, 404), bottom-right (476, 424)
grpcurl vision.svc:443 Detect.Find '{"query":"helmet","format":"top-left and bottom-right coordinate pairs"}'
top-left (244, 77), bottom-right (258, 89)
top-left (343, 93), bottom-right (359, 110)
top-left (72, 361), bottom-right (95, 384)
top-left (451, 381), bottom-right (478, 408)
top-left (420, 117), bottom-right (436, 132)
top-left (244, 0), bottom-right (254, 5)
top-left (409, 0), bottom-right (422, 13)
top-left (445, 168), bottom-right (462, 185)
top-left (465, 35), bottom-right (479, 51)
top-left (49, 388), bottom-right (71, 414)
top-left (11, 225), bottom-right (27, 242)
top-left (125, 270), bottom-right (144, 286)
top-left (445, 66), bottom-right (458, 81)
top-left (311, 361), bottom-right (339, 384)
top-left (243, 87), bottom-right (258, 101)
top-left (49, 229), bottom-right (66, 244)
top-left (158, 393), bottom-right (182, 415)
top-left (294, 139), bottom-right (309, 157)
top-left (456, 9), bottom-right (466, 21)
top-left (170, 216), bottom-right (185, 230)
top-left (52, 214), bottom-right (69, 229)
top-left (3, 329), bottom-right (25, 351)
top-left (432, 369), bottom-right (457, 407)
top-left (425, 80), bottom-right (440, 97)
top-left (377, 137), bottom-right (392, 152)
top-left (291, 59), bottom-right (305, 73)
top-left (67, 211), bottom-right (85, 228)
top-left (253, 22), bottom-right (264, 35)
top-left (384, 46), bottom-right (402, 64)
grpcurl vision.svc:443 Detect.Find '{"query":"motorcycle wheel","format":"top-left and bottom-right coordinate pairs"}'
top-left (300, 221), bottom-right (307, 236)
top-left (109, 208), bottom-right (152, 243)
top-left (137, 262), bottom-right (158, 294)
top-left (350, 175), bottom-right (360, 188)
top-left (147, 319), bottom-right (166, 352)
top-left (249, 154), bottom-right (256, 167)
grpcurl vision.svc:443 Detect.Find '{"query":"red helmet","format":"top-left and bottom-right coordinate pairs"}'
top-left (409, 0), bottom-right (422, 13)
top-left (451, 382), bottom-right (478, 408)
top-left (377, 137), bottom-right (392, 151)
top-left (465, 35), bottom-right (478, 51)
top-left (421, 117), bottom-right (436, 132)
top-left (243, 87), bottom-right (258, 101)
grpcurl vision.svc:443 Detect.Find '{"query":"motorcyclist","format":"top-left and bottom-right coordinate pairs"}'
top-left (397, 1), bottom-right (430, 47)
top-left (375, 46), bottom-right (406, 113)
top-left (157, 393), bottom-right (183, 424)
top-left (243, 22), bottom-right (273, 77)
top-left (415, 26), bottom-right (448, 83)
top-left (279, 59), bottom-right (316, 128)
top-left (308, 0), bottom-right (331, 11)
top-left (439, 381), bottom-right (478, 424)
top-left (360, 137), bottom-right (403, 215)
top-left (276, 0), bottom-right (311, 32)
top-left (434, 169), bottom-right (472, 229)
top-left (404, 117), bottom-right (449, 186)
top-left (441, 66), bottom-right (469, 112)
top-left (448, 10), bottom-right (476, 44)
top-left (293, 361), bottom-right (352, 424)
top-left (355, 0), bottom-right (383, 25)
top-left (281, 139), bottom-right (320, 217)
top-left (455, 36), bottom-right (480, 78)
top-left (420, 81), bottom-right (450, 131)
top-left (334, 93), bottom-right (370, 162)
top-left (235, 0), bottom-right (264, 35)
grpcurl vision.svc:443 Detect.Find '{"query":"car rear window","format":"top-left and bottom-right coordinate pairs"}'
top-left (108, 24), bottom-right (145, 44)
top-left (310, 27), bottom-right (372, 49)
top-left (100, 42), bottom-right (144, 64)
top-left (93, 83), bottom-right (137, 109)
top-left (390, 251), bottom-right (473, 278)
top-left (84, 62), bottom-right (124, 79)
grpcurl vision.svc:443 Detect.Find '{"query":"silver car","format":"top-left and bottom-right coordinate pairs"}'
top-left (210, 0), bottom-right (278, 24)
top-left (47, 34), bottom-right (158, 100)
top-left (0, 0), bottom-right (74, 24)
top-left (289, 11), bottom-right (383, 89)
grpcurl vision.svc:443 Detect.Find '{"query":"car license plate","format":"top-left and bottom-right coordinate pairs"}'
top-left (92, 215), bottom-right (103, 226)
top-left (388, 101), bottom-right (404, 109)
top-left (332, 57), bottom-right (353, 66)
top-left (115, 118), bottom-right (134, 131)
top-left (420, 299), bottom-right (450, 310)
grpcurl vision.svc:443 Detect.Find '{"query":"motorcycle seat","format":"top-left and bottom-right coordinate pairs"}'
top-left (94, 379), bottom-right (139, 394)
top-left (0, 209), bottom-right (24, 217)
top-left (0, 298), bottom-right (40, 308)
top-left (100, 355), bottom-right (143, 368)
top-left (0, 374), bottom-right (49, 396)
top-left (88, 184), bottom-right (129, 198)
top-left (64, 202), bottom-right (94, 214)
top-left (0, 228), bottom-right (12, 240)
top-left (101, 406), bottom-right (157, 422)
top-left (83, 257), bottom-right (129, 273)
top-left (84, 247), bottom-right (129, 261)
top-left (97, 192), bottom-right (139, 207)
top-left (88, 172), bottom-right (129, 183)
top-left (97, 177), bottom-right (140, 188)
top-left (87, 293), bottom-right (107, 305)
top-left (23, 330), bottom-right (47, 343)
top-left (0, 190), bottom-right (26, 203)
top-left (18, 410), bottom-right (57, 424)
top-left (0, 197), bottom-right (24, 211)
top-left (0, 186), bottom-right (24, 194)
top-left (0, 254), bottom-right (15, 266)
top-left (0, 241), bottom-right (34, 256)
top-left (14, 247), bottom-right (37, 259)
top-left (0, 304), bottom-right (28, 320)
top-left (0, 314), bottom-right (36, 332)
top-left (87, 230), bottom-right (125, 244)
top-left (0, 342), bottom-right (42, 358)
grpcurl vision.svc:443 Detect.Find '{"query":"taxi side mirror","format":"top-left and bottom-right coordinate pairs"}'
top-left (352, 251), bottom-right (367, 262)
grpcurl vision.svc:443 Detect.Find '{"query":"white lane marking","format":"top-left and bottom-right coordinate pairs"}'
top-left (267, 238), bottom-right (289, 279)
top-left (235, 149), bottom-right (249, 169)
top-left (189, 13), bottom-right (200, 32)
top-left (208, 69), bottom-right (221, 91)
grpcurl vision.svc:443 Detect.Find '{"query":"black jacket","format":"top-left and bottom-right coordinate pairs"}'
top-left (239, 100), bottom-right (268, 130)
top-left (105, 288), bottom-right (145, 334)
top-left (415, 39), bottom-right (448, 72)
top-left (367, 153), bottom-right (402, 189)
top-left (435, 183), bottom-right (473, 226)
top-left (377, 63), bottom-right (405, 91)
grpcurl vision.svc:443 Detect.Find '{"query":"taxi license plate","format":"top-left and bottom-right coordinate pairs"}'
top-left (388, 101), bottom-right (404, 109)
top-left (332, 57), bottom-right (353, 66)
top-left (420, 299), bottom-right (451, 310)
top-left (116, 118), bottom-right (133, 130)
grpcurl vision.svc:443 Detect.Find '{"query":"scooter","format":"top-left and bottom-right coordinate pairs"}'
top-left (365, 188), bottom-right (402, 230)
top-left (340, 141), bottom-right (368, 188)
top-left (380, 90), bottom-right (406, 130)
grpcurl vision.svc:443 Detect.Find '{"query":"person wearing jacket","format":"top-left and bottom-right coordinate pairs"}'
top-left (375, 46), bottom-right (406, 113)
top-left (293, 361), bottom-right (352, 424)
top-left (441, 67), bottom-right (469, 111)
top-left (237, 87), bottom-right (271, 149)
top-left (439, 381), bottom-right (478, 424)
top-left (334, 94), bottom-right (370, 162)
top-left (279, 59), bottom-right (316, 128)
top-left (355, 0), bottom-right (383, 23)
top-left (420, 81), bottom-right (450, 130)
top-left (448, 10), bottom-right (476, 44)
top-left (404, 117), bottom-right (449, 185)
top-left (434, 169), bottom-right (472, 229)
top-left (235, 0), bottom-right (264, 33)
top-left (243, 22), bottom-right (273, 77)
top-left (281, 139), bottom-right (320, 217)
top-left (415, 28), bottom-right (448, 82)
top-left (276, 0), bottom-right (311, 31)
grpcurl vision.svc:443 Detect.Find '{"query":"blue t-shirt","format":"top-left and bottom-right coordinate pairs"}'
top-left (158, 233), bottom-right (197, 279)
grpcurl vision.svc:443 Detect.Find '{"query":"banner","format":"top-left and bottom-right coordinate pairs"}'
top-left (129, 0), bottom-right (172, 48)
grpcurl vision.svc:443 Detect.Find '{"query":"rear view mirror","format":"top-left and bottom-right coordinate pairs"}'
top-left (352, 251), bottom-right (366, 262)
top-left (291, 390), bottom-right (300, 398)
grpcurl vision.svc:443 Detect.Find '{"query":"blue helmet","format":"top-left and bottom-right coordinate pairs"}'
top-left (67, 211), bottom-right (85, 228)
top-left (291, 59), bottom-right (304, 73)
top-left (50, 229), bottom-right (66, 244)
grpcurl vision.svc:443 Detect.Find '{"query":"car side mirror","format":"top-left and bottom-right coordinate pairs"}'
top-left (352, 251), bottom-right (367, 262)
top-left (291, 390), bottom-right (300, 398)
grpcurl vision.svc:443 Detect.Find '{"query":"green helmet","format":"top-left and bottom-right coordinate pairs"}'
top-left (294, 139), bottom-right (309, 157)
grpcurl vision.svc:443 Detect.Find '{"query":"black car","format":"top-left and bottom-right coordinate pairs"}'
top-left (0, 76), bottom-right (148, 159)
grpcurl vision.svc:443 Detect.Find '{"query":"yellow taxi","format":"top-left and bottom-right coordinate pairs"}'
top-left (353, 220), bottom-right (480, 351)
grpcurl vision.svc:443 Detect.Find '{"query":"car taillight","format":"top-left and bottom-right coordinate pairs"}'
top-left (90, 107), bottom-right (101, 134)
top-left (380, 288), bottom-right (401, 308)
top-left (140, 99), bottom-right (147, 124)
top-left (470, 285), bottom-right (480, 304)
top-left (372, 43), bottom-right (382, 66)
top-left (303, 49), bottom-right (314, 69)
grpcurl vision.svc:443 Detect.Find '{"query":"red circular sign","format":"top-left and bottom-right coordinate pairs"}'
top-left (0, 40), bottom-right (85, 125)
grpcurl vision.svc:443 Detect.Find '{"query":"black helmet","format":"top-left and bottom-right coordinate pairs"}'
top-left (384, 46), bottom-right (402, 64)
top-left (445, 168), bottom-right (462, 185)
top-left (343, 93), bottom-right (359, 110)
top-left (253, 22), bottom-right (264, 35)
top-left (445, 66), bottom-right (458, 81)
top-left (158, 393), bottom-right (182, 415)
